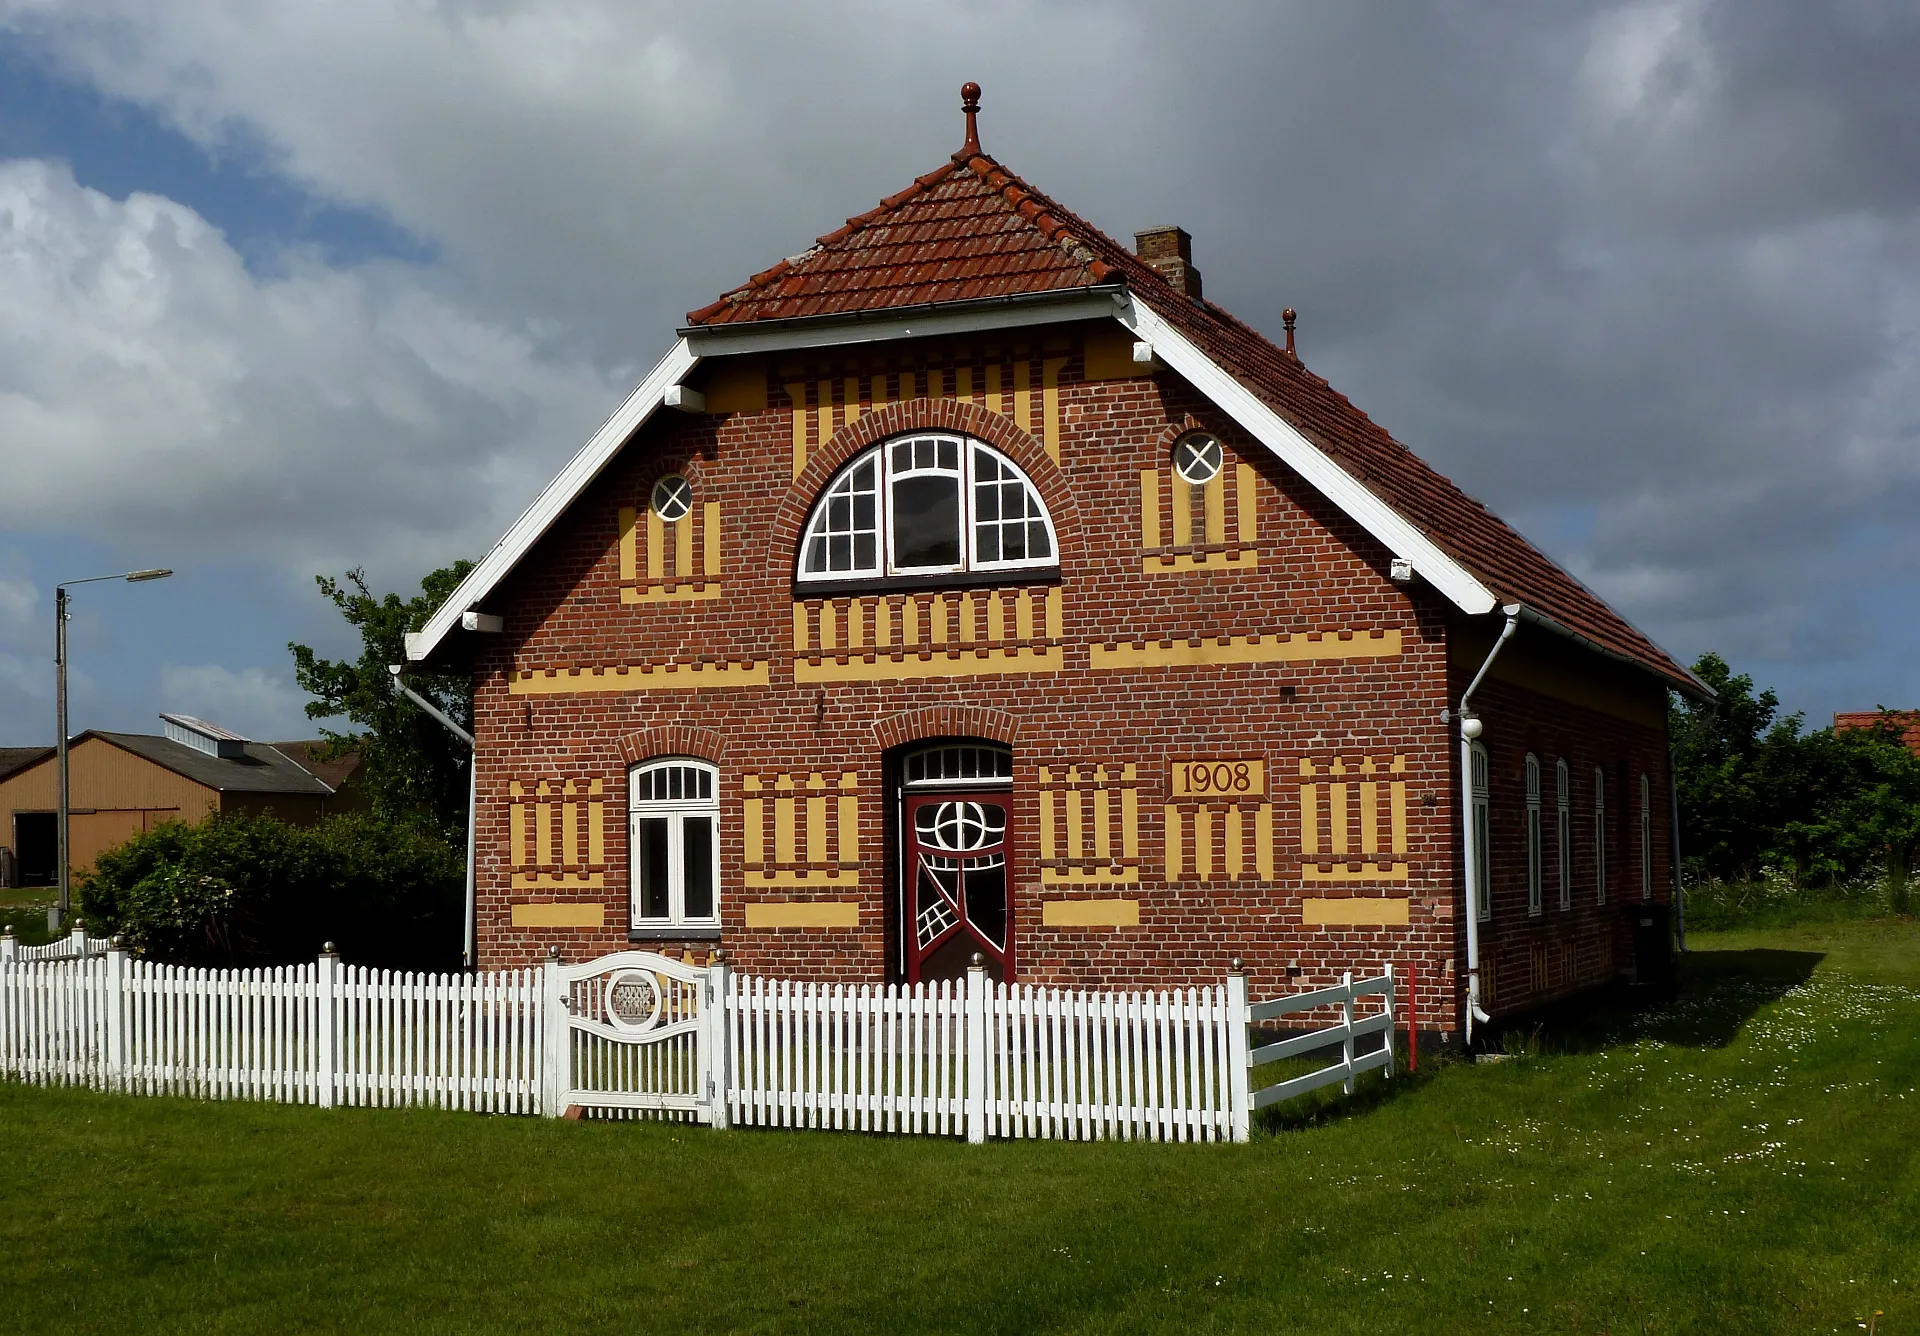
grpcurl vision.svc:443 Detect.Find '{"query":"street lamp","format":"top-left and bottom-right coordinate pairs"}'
top-left (52, 567), bottom-right (172, 932)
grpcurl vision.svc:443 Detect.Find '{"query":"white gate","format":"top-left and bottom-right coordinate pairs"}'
top-left (544, 950), bottom-right (726, 1123)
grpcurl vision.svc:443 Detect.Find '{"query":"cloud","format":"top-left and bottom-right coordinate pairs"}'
top-left (0, 0), bottom-right (1916, 714)
top-left (0, 157), bottom-right (620, 586)
top-left (157, 662), bottom-right (316, 741)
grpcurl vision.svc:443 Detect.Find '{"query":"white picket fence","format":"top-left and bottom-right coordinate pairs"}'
top-left (1, 938), bottom-right (1396, 1142)
top-left (9, 923), bottom-right (112, 963)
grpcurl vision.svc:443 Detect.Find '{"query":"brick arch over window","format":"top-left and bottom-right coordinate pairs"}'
top-left (872, 705), bottom-right (1021, 752)
top-left (771, 398), bottom-right (1084, 569)
top-left (615, 724), bottom-right (728, 766)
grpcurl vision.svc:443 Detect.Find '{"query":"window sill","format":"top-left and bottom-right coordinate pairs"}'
top-left (627, 927), bottom-right (722, 942)
top-left (793, 567), bottom-right (1061, 600)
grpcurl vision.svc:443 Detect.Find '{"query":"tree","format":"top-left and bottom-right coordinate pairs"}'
top-left (289, 563), bottom-right (474, 841)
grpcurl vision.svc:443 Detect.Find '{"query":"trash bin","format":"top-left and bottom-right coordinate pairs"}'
top-left (1626, 901), bottom-right (1674, 995)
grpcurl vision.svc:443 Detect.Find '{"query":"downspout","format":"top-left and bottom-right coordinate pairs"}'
top-left (389, 666), bottom-right (478, 969)
top-left (1670, 748), bottom-right (1686, 954)
top-left (1458, 603), bottom-right (1522, 1046)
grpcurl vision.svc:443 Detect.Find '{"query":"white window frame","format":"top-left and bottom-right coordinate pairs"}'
top-left (628, 759), bottom-right (720, 931)
top-left (1470, 740), bottom-right (1491, 924)
top-left (797, 433), bottom-right (1058, 584)
top-left (1640, 772), bottom-right (1653, 902)
top-left (1593, 765), bottom-right (1608, 907)
top-left (1555, 758), bottom-right (1571, 911)
top-left (1525, 753), bottom-right (1542, 917)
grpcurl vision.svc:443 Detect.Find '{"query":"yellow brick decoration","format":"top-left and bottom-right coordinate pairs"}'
top-left (1298, 755), bottom-right (1409, 881)
top-left (618, 499), bottom-right (722, 603)
top-left (509, 778), bottom-right (606, 890)
top-left (742, 771), bottom-right (860, 888)
top-left (1090, 629), bottom-right (1401, 671)
top-left (1138, 461), bottom-right (1261, 571)
top-left (1163, 759), bottom-right (1272, 883)
top-left (1038, 764), bottom-right (1141, 884)
top-left (779, 343), bottom-right (1069, 475)
top-left (792, 587), bottom-right (1063, 681)
top-left (508, 660), bottom-right (769, 694)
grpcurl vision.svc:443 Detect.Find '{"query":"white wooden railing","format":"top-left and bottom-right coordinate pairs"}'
top-left (1246, 968), bottom-right (1397, 1112)
top-left (1, 941), bottom-right (1398, 1142)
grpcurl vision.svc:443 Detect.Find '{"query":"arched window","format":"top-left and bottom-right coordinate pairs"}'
top-left (1640, 772), bottom-right (1654, 902)
top-left (1593, 765), bottom-right (1608, 906)
top-left (1555, 758), bottom-right (1571, 911)
top-left (798, 434), bottom-right (1056, 584)
top-left (1470, 741), bottom-right (1491, 924)
top-left (629, 759), bottom-right (719, 931)
top-left (1525, 754), bottom-right (1542, 917)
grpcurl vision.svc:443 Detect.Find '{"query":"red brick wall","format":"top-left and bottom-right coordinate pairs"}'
top-left (467, 323), bottom-right (1668, 1033)
top-left (1451, 626), bottom-right (1673, 1017)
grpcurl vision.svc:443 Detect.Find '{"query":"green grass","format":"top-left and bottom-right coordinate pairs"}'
top-left (0, 888), bottom-right (56, 946)
top-left (5, 922), bottom-right (1919, 1333)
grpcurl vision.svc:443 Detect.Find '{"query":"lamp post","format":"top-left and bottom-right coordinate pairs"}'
top-left (52, 568), bottom-right (172, 932)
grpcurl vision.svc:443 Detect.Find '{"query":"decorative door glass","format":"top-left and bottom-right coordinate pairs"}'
top-left (904, 791), bottom-right (1011, 982)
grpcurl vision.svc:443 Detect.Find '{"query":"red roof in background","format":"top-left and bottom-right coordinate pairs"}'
top-left (688, 135), bottom-right (1697, 694)
top-left (1834, 712), bottom-right (1920, 754)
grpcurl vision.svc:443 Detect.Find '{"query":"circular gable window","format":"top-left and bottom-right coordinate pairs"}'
top-left (651, 475), bottom-right (692, 522)
top-left (1173, 432), bottom-right (1223, 484)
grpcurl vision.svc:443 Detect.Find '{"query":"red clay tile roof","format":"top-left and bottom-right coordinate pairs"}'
top-left (1834, 712), bottom-right (1920, 754)
top-left (689, 147), bottom-right (1697, 693)
top-left (686, 161), bottom-right (1114, 325)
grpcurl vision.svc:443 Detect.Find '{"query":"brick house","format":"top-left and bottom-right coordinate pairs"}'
top-left (407, 86), bottom-right (1705, 1036)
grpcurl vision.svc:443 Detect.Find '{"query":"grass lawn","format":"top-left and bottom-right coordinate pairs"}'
top-left (0, 887), bottom-right (56, 946)
top-left (4, 921), bottom-right (1918, 1333)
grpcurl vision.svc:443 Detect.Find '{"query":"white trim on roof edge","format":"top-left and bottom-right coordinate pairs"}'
top-left (1116, 296), bottom-right (1499, 618)
top-left (406, 339), bottom-right (699, 664)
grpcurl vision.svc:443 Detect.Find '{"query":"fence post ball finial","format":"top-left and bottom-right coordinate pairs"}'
top-left (1230, 957), bottom-right (1243, 973)
top-left (970, 952), bottom-right (985, 968)
top-left (322, 941), bottom-right (337, 956)
top-left (711, 948), bottom-right (726, 964)
top-left (548, 945), bottom-right (562, 961)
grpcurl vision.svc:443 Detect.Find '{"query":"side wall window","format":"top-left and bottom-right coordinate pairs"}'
top-left (1593, 765), bottom-right (1608, 906)
top-left (1470, 741), bottom-right (1491, 923)
top-left (1555, 758), bottom-right (1572, 911)
top-left (1525, 753), bottom-right (1542, 917)
top-left (629, 759), bottom-right (719, 931)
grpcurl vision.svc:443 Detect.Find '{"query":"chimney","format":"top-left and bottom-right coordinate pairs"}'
top-left (1133, 226), bottom-right (1203, 300)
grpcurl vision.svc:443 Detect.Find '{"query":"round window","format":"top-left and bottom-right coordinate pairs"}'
top-left (1173, 433), bottom-right (1223, 484)
top-left (651, 475), bottom-right (693, 522)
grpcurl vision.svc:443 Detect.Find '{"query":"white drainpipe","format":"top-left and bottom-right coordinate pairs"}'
top-left (1458, 604), bottom-right (1522, 1045)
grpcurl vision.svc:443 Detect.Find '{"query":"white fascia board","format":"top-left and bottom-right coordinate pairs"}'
top-left (408, 338), bottom-right (700, 663)
top-left (1117, 298), bottom-right (1498, 617)
top-left (680, 288), bottom-right (1120, 359)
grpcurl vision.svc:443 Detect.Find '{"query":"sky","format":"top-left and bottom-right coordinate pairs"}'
top-left (1, 1), bottom-right (1917, 746)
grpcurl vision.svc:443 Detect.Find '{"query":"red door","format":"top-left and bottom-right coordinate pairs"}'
top-left (903, 791), bottom-right (1012, 982)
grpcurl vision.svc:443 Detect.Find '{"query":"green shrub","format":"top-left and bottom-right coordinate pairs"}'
top-left (77, 810), bottom-right (462, 971)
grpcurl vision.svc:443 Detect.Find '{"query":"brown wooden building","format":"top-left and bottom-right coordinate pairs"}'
top-left (0, 715), bottom-right (356, 888)
top-left (407, 88), bottom-right (1707, 1033)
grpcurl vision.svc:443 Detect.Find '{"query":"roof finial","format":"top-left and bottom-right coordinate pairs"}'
top-left (1282, 308), bottom-right (1298, 361)
top-left (960, 81), bottom-right (982, 157)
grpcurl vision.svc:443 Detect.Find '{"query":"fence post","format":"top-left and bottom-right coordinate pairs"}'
top-left (706, 951), bottom-right (731, 1131)
top-left (1382, 962), bottom-right (1396, 1080)
top-left (316, 943), bottom-right (339, 1109)
top-left (1, 925), bottom-right (14, 962)
top-left (105, 937), bottom-right (126, 1092)
top-left (965, 955), bottom-right (988, 1145)
top-left (541, 947), bottom-right (567, 1117)
top-left (71, 919), bottom-right (87, 954)
top-left (1341, 970), bottom-right (1356, 1095)
top-left (1226, 960), bottom-right (1250, 1144)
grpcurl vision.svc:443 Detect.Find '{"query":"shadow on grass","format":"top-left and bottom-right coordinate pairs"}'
top-left (1487, 947), bottom-right (1824, 1058)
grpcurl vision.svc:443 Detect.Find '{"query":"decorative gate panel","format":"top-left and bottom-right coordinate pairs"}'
top-left (551, 951), bottom-right (718, 1120)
